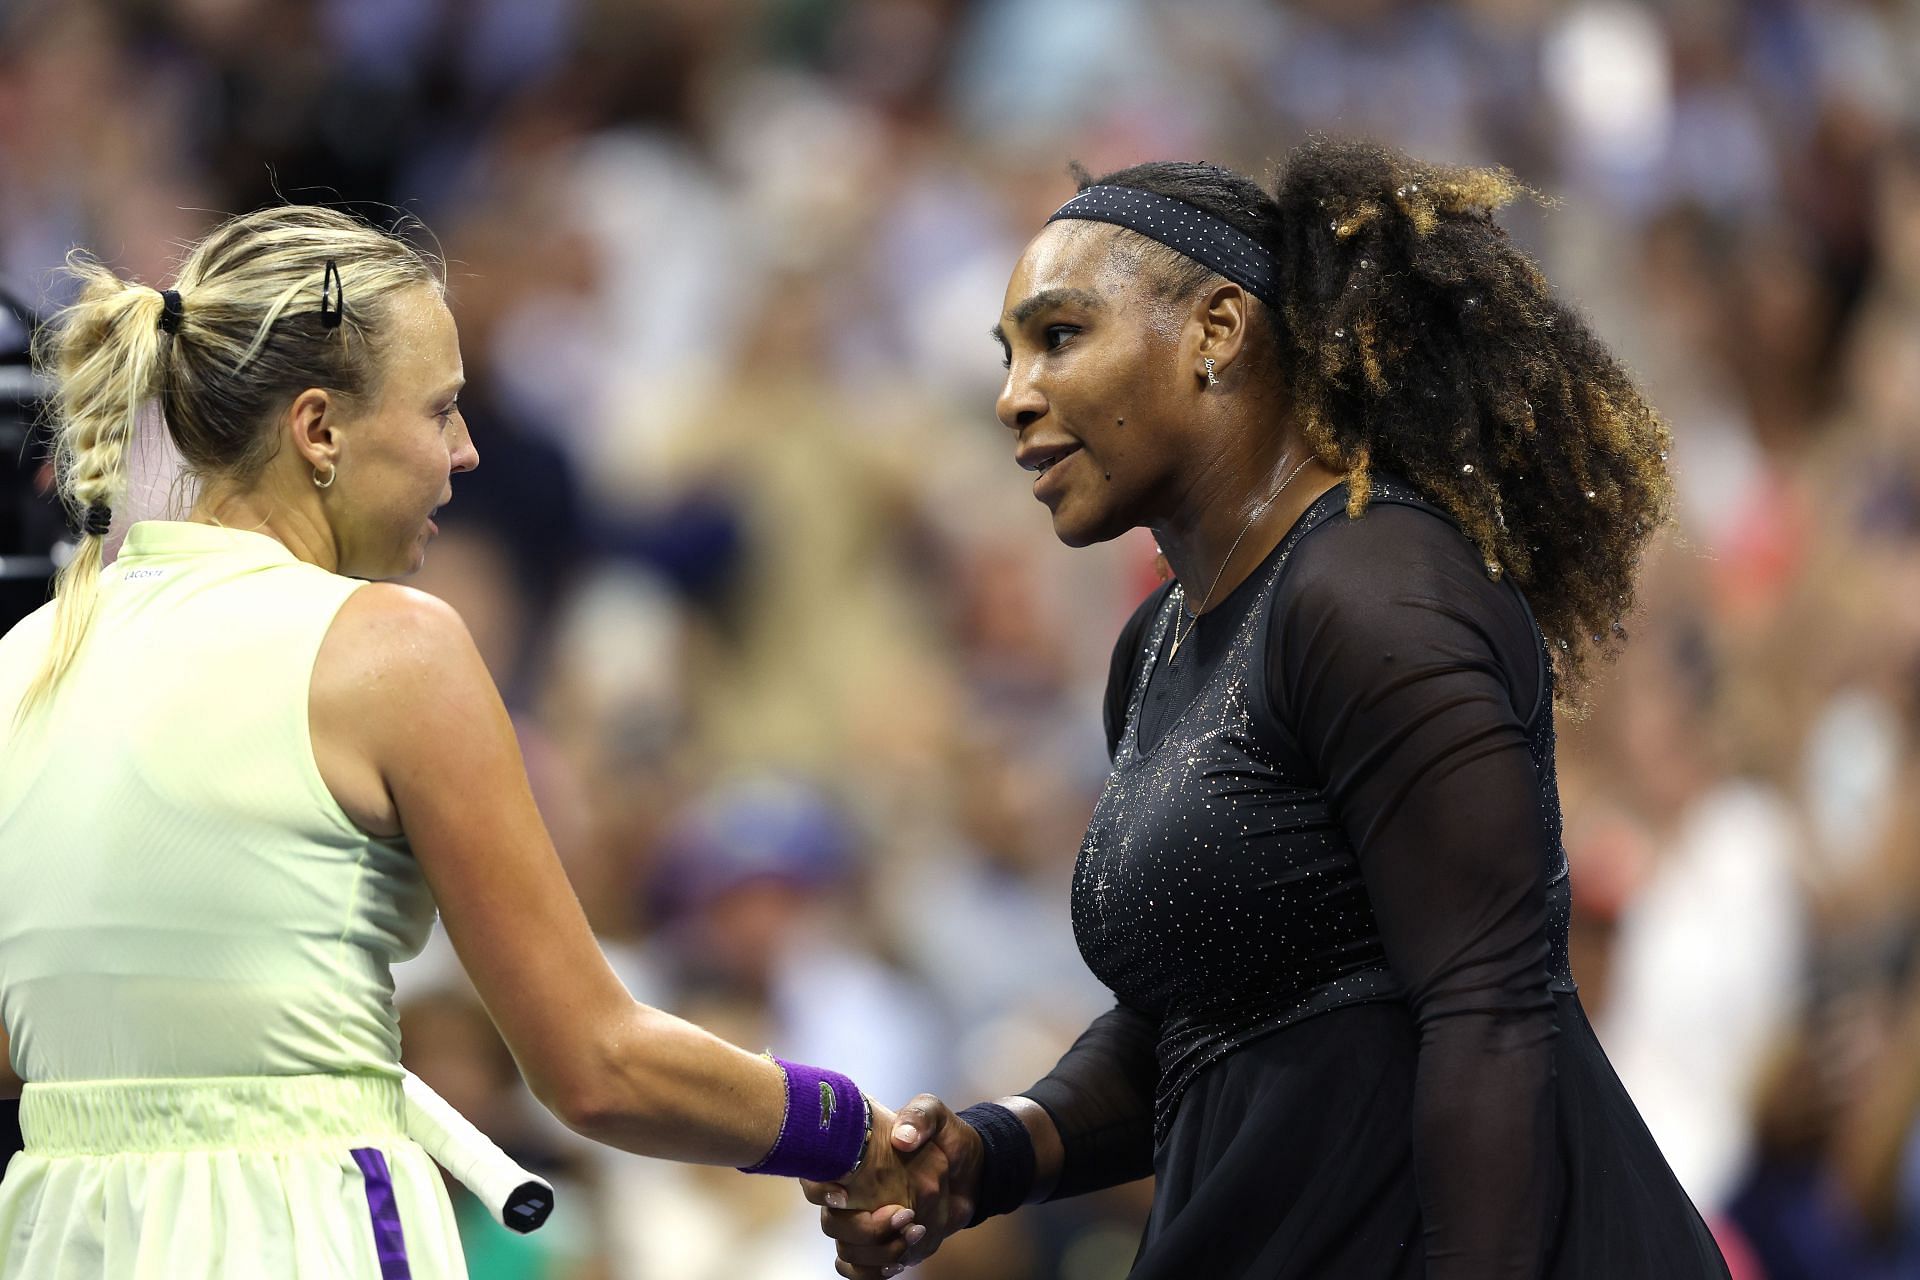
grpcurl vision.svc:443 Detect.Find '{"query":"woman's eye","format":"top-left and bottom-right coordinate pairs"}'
top-left (436, 402), bottom-right (459, 426)
top-left (995, 324), bottom-right (1077, 369)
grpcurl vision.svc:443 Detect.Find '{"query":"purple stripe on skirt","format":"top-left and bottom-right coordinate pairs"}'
top-left (350, 1147), bottom-right (413, 1280)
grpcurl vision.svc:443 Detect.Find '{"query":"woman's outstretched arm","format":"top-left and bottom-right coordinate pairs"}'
top-left (318, 583), bottom-right (908, 1205)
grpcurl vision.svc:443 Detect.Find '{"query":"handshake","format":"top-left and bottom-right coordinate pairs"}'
top-left (800, 1094), bottom-right (984, 1280)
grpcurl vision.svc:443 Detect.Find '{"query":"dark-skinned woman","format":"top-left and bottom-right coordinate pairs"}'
top-left (805, 141), bottom-right (1732, 1279)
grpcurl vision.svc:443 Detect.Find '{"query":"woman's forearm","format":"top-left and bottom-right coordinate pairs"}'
top-left (544, 1003), bottom-right (787, 1166)
top-left (1019, 1002), bottom-right (1160, 1198)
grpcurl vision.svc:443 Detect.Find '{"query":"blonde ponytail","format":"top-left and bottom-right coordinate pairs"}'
top-left (15, 265), bottom-right (174, 722)
top-left (17, 205), bottom-right (440, 723)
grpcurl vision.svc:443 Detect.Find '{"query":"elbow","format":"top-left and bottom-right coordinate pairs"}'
top-left (1414, 1003), bottom-right (1560, 1062)
top-left (530, 1020), bottom-right (658, 1141)
top-left (536, 1063), bottom-right (604, 1136)
top-left (546, 1080), bottom-right (624, 1141)
top-left (542, 1062), bottom-right (649, 1143)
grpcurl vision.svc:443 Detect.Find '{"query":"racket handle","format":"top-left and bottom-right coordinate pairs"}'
top-left (402, 1070), bottom-right (554, 1234)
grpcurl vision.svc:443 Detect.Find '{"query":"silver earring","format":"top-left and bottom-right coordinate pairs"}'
top-left (313, 462), bottom-right (337, 489)
top-left (1203, 358), bottom-right (1219, 387)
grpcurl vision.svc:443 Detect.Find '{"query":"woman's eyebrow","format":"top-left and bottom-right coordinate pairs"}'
top-left (1009, 287), bottom-right (1105, 326)
top-left (992, 287), bottom-right (1107, 347)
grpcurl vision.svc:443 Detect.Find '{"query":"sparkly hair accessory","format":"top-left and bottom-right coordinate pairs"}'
top-left (1047, 186), bottom-right (1282, 309)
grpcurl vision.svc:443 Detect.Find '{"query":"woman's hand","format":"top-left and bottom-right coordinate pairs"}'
top-left (841, 1099), bottom-right (915, 1211)
top-left (803, 1094), bottom-right (984, 1278)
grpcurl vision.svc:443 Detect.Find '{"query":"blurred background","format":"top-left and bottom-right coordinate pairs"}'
top-left (4, 0), bottom-right (1920, 1277)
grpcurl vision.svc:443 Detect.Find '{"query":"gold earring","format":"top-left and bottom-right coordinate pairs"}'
top-left (313, 462), bottom-right (337, 489)
top-left (1203, 358), bottom-right (1219, 387)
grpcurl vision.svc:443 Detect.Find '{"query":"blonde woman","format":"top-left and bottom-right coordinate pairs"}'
top-left (0, 207), bottom-right (926, 1278)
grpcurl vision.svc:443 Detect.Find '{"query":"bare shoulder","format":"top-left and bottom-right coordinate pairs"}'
top-left (310, 585), bottom-right (490, 836)
top-left (317, 583), bottom-right (487, 697)
top-left (326, 582), bottom-right (471, 662)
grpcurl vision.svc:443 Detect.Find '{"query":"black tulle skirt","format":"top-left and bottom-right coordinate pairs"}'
top-left (1128, 994), bottom-right (1730, 1278)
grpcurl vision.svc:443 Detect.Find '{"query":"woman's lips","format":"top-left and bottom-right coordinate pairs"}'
top-left (1032, 444), bottom-right (1083, 501)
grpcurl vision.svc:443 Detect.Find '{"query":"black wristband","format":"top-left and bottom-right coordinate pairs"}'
top-left (957, 1102), bottom-right (1036, 1226)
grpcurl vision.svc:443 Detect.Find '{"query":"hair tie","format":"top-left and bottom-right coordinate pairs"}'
top-left (82, 504), bottom-right (113, 537)
top-left (318, 259), bottom-right (344, 330)
top-left (157, 289), bottom-right (184, 335)
top-left (1047, 186), bottom-right (1283, 309)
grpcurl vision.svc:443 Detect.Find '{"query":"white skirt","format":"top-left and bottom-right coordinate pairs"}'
top-left (0, 1074), bottom-right (466, 1279)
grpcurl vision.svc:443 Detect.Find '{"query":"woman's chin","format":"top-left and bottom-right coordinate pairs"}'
top-left (363, 549), bottom-right (428, 581)
top-left (1048, 502), bottom-right (1126, 548)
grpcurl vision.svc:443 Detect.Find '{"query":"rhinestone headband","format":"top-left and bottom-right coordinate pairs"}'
top-left (1047, 185), bottom-right (1282, 309)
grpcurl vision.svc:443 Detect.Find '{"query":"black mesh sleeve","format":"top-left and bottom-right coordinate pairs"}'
top-left (1267, 501), bottom-right (1559, 1279)
top-left (1022, 999), bottom-right (1161, 1199)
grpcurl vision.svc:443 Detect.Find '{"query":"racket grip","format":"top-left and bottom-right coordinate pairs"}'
top-left (402, 1070), bottom-right (555, 1234)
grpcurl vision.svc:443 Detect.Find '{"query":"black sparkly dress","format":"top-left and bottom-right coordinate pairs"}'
top-left (1019, 480), bottom-right (1728, 1279)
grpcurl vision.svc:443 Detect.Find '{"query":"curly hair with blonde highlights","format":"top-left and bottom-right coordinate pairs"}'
top-left (1083, 140), bottom-right (1674, 684)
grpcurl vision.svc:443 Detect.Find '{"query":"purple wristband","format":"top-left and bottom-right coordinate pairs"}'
top-left (738, 1057), bottom-right (869, 1182)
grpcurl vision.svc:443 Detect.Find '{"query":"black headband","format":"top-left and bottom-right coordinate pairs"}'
top-left (1047, 186), bottom-right (1282, 309)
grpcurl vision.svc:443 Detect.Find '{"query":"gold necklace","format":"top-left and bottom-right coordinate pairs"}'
top-left (1168, 454), bottom-right (1314, 662)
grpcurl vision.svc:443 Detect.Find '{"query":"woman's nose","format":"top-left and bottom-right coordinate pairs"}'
top-left (451, 419), bottom-right (479, 473)
top-left (996, 366), bottom-right (1046, 432)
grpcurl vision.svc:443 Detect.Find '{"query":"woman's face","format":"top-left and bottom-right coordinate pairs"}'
top-left (330, 284), bottom-right (477, 579)
top-left (993, 220), bottom-right (1200, 547)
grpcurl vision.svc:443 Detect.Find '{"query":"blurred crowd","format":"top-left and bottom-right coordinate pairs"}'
top-left (6, 0), bottom-right (1920, 1277)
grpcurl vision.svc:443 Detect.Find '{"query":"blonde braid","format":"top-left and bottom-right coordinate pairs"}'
top-left (16, 266), bottom-right (174, 722)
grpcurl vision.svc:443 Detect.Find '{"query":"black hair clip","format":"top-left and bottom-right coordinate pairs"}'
top-left (318, 259), bottom-right (344, 330)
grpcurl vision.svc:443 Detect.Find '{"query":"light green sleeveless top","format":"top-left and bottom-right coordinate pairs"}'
top-left (0, 521), bottom-right (434, 1083)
